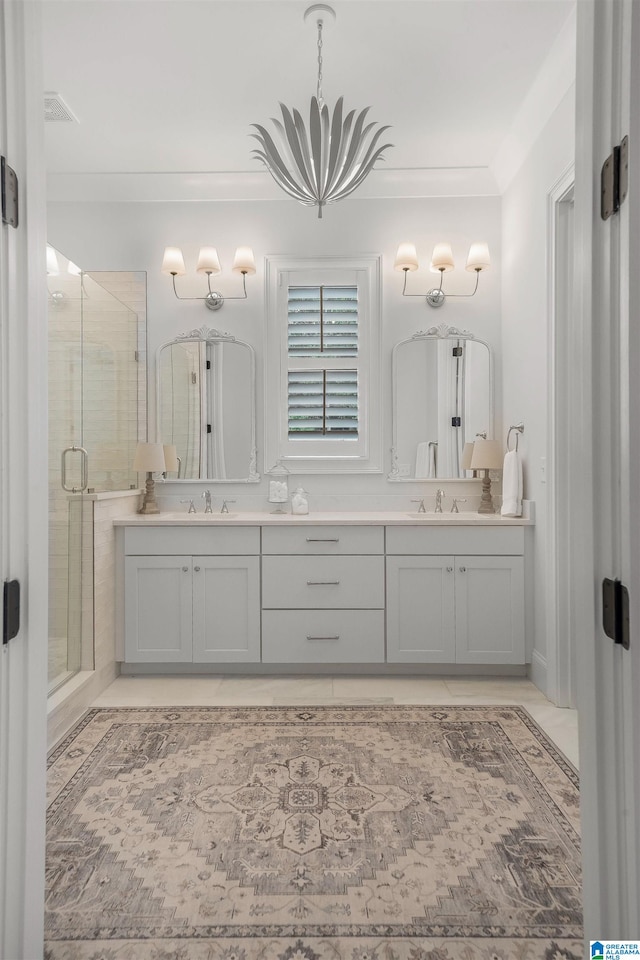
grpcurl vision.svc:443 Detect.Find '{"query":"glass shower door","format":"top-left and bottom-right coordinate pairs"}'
top-left (48, 251), bottom-right (87, 692)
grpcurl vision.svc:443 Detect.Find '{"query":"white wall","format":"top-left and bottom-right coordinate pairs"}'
top-left (501, 85), bottom-right (575, 691)
top-left (47, 194), bottom-right (502, 508)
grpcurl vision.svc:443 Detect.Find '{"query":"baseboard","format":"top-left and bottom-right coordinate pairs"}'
top-left (528, 649), bottom-right (548, 696)
top-left (47, 661), bottom-right (119, 750)
top-left (120, 662), bottom-right (529, 678)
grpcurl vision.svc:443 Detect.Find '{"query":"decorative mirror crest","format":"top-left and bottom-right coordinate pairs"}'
top-left (175, 325), bottom-right (236, 342)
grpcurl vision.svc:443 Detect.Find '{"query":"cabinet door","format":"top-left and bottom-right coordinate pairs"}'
top-left (192, 556), bottom-right (260, 662)
top-left (455, 556), bottom-right (525, 663)
top-left (386, 556), bottom-right (456, 662)
top-left (124, 556), bottom-right (193, 662)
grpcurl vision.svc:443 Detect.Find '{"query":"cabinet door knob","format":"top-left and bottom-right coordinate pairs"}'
top-left (194, 565), bottom-right (201, 572)
top-left (182, 566), bottom-right (189, 572)
top-left (459, 566), bottom-right (466, 573)
top-left (446, 566), bottom-right (453, 572)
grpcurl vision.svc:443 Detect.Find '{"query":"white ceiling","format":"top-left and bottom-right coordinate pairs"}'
top-left (42, 0), bottom-right (575, 189)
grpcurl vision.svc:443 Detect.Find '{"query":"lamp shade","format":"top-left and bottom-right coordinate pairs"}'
top-left (162, 444), bottom-right (179, 473)
top-left (133, 442), bottom-right (166, 473)
top-left (232, 246), bottom-right (256, 275)
top-left (394, 242), bottom-right (419, 272)
top-left (431, 242), bottom-right (455, 273)
top-left (196, 247), bottom-right (221, 275)
top-left (466, 241), bottom-right (491, 273)
top-left (461, 442), bottom-right (475, 471)
top-left (161, 247), bottom-right (186, 276)
top-left (470, 438), bottom-right (503, 471)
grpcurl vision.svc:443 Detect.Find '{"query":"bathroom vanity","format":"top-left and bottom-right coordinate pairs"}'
top-left (115, 513), bottom-right (531, 672)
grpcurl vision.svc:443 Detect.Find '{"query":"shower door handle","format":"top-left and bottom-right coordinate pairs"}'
top-left (61, 446), bottom-right (89, 493)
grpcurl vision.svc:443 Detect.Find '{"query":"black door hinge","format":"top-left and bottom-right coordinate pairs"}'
top-left (206, 360), bottom-right (211, 370)
top-left (452, 346), bottom-right (463, 357)
top-left (207, 424), bottom-right (212, 433)
top-left (1, 157), bottom-right (19, 228)
top-left (451, 416), bottom-right (461, 427)
top-left (3, 580), bottom-right (20, 645)
top-left (602, 577), bottom-right (630, 650)
top-left (601, 135), bottom-right (629, 220)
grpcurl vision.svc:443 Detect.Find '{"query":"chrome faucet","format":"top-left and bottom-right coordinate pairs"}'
top-left (221, 499), bottom-right (236, 514)
top-left (180, 498), bottom-right (197, 514)
top-left (202, 489), bottom-right (213, 513)
top-left (411, 498), bottom-right (426, 513)
top-left (435, 489), bottom-right (446, 513)
top-left (451, 497), bottom-right (467, 513)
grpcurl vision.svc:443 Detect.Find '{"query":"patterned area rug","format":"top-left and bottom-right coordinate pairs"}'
top-left (45, 705), bottom-right (582, 960)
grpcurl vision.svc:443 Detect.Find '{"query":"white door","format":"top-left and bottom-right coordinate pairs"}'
top-left (455, 556), bottom-right (525, 664)
top-left (386, 556), bottom-right (456, 662)
top-left (192, 556), bottom-right (260, 662)
top-left (0, 3), bottom-right (48, 958)
top-left (574, 0), bottom-right (640, 934)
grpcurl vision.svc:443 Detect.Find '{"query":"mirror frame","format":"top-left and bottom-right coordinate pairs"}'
top-left (388, 321), bottom-right (494, 481)
top-left (156, 324), bottom-right (259, 483)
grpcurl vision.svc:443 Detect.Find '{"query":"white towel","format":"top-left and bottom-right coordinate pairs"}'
top-left (501, 449), bottom-right (523, 517)
top-left (415, 442), bottom-right (430, 478)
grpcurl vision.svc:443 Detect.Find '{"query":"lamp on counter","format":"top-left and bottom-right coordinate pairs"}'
top-left (469, 438), bottom-right (503, 514)
top-left (133, 442), bottom-right (170, 515)
top-left (460, 442), bottom-right (476, 476)
top-left (161, 245), bottom-right (256, 311)
top-left (394, 241), bottom-right (491, 308)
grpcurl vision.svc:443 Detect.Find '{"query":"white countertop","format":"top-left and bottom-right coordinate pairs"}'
top-left (113, 510), bottom-right (533, 527)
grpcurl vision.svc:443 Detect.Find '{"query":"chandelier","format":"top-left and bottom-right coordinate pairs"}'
top-left (251, 3), bottom-right (393, 218)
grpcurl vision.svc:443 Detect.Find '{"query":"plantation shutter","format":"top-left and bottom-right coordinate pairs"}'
top-left (287, 285), bottom-right (359, 438)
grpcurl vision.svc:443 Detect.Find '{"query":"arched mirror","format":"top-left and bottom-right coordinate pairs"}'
top-left (389, 322), bottom-right (493, 481)
top-left (156, 325), bottom-right (259, 482)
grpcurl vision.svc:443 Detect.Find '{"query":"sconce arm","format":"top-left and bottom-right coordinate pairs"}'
top-left (170, 271), bottom-right (249, 311)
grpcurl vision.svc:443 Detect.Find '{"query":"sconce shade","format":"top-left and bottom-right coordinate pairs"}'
top-left (161, 247), bottom-right (187, 276)
top-left (162, 444), bottom-right (179, 473)
top-left (461, 442), bottom-right (475, 471)
top-left (46, 246), bottom-right (59, 276)
top-left (466, 241), bottom-right (491, 273)
top-left (196, 247), bottom-right (221, 275)
top-left (133, 442), bottom-right (166, 473)
top-left (470, 438), bottom-right (503, 471)
top-left (394, 242), bottom-right (419, 272)
top-left (232, 246), bottom-right (256, 275)
top-left (430, 242), bottom-right (455, 273)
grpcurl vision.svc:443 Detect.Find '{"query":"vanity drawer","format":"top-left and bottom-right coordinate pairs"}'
top-left (261, 525), bottom-right (383, 555)
top-left (262, 610), bottom-right (385, 662)
top-left (262, 556), bottom-right (385, 609)
top-left (124, 526), bottom-right (260, 556)
top-left (385, 525), bottom-right (524, 556)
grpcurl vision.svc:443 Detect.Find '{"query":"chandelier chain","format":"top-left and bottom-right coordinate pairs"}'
top-left (316, 19), bottom-right (324, 106)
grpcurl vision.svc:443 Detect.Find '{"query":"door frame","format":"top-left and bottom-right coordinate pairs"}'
top-left (546, 163), bottom-right (575, 708)
top-left (0, 2), bottom-right (49, 958)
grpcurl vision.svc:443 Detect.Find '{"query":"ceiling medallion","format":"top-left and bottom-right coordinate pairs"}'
top-left (251, 3), bottom-right (393, 218)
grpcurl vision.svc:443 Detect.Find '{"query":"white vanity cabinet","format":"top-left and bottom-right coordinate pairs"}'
top-left (122, 526), bottom-right (260, 663)
top-left (385, 527), bottom-right (525, 664)
top-left (261, 525), bottom-right (385, 663)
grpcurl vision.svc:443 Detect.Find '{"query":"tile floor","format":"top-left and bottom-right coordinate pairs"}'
top-left (92, 674), bottom-right (580, 768)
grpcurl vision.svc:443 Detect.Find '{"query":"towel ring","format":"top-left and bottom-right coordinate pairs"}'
top-left (506, 422), bottom-right (524, 452)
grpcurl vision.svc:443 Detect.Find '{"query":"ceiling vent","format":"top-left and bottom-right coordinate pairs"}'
top-left (44, 92), bottom-right (78, 123)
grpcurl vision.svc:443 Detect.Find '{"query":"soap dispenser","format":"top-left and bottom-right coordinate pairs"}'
top-left (291, 487), bottom-right (309, 515)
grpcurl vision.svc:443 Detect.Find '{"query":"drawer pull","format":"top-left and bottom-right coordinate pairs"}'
top-left (306, 580), bottom-right (340, 586)
top-left (306, 635), bottom-right (340, 642)
top-left (306, 537), bottom-right (339, 542)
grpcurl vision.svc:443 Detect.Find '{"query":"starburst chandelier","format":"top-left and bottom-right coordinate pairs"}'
top-left (251, 3), bottom-right (393, 218)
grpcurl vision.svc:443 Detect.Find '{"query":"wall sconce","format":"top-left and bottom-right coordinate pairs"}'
top-left (161, 245), bottom-right (256, 311)
top-left (394, 241), bottom-right (490, 308)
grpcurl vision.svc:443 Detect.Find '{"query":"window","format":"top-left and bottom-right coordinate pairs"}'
top-left (265, 256), bottom-right (382, 473)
